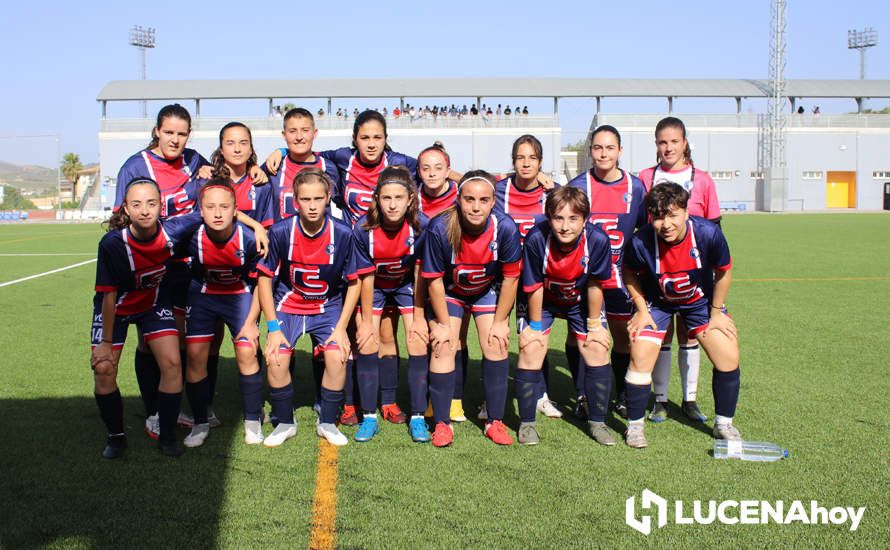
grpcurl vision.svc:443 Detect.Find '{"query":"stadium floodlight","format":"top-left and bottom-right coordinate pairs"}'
top-left (847, 27), bottom-right (877, 80)
top-left (129, 25), bottom-right (157, 118)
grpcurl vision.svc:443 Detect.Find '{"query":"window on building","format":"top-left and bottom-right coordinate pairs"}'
top-left (802, 171), bottom-right (824, 180)
top-left (873, 171), bottom-right (890, 179)
top-left (711, 171), bottom-right (734, 180)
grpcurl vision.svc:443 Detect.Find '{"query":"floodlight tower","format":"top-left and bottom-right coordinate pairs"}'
top-left (763, 0), bottom-right (787, 212)
top-left (129, 25), bottom-right (156, 118)
top-left (848, 27), bottom-right (878, 79)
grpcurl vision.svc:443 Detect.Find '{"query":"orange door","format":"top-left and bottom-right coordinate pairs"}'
top-left (826, 171), bottom-right (856, 208)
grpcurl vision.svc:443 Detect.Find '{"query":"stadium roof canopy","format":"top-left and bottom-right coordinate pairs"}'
top-left (97, 78), bottom-right (890, 101)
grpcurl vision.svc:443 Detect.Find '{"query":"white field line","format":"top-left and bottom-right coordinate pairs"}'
top-left (0, 259), bottom-right (96, 288)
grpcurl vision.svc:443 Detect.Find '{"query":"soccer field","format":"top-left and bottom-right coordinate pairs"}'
top-left (0, 214), bottom-right (888, 548)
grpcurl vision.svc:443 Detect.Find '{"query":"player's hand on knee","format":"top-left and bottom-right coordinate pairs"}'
top-left (264, 332), bottom-right (290, 368)
top-left (488, 319), bottom-right (510, 356)
top-left (519, 326), bottom-right (544, 351)
top-left (627, 311), bottom-right (656, 342)
top-left (429, 322), bottom-right (454, 358)
top-left (705, 310), bottom-right (737, 340)
top-left (326, 328), bottom-right (350, 364)
top-left (583, 326), bottom-right (611, 350)
top-left (407, 318), bottom-right (429, 346)
top-left (356, 317), bottom-right (378, 349)
top-left (235, 322), bottom-right (260, 349)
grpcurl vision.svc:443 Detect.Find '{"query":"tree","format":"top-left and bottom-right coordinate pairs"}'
top-left (281, 102), bottom-right (297, 112)
top-left (61, 153), bottom-right (83, 183)
top-left (0, 186), bottom-right (37, 210)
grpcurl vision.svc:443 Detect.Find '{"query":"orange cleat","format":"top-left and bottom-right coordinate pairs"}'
top-left (484, 420), bottom-right (514, 445)
top-left (431, 422), bottom-right (454, 447)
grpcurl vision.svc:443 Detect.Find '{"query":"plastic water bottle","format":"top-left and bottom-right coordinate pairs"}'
top-left (713, 440), bottom-right (789, 462)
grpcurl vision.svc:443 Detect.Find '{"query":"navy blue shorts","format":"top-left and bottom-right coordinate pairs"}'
top-left (635, 300), bottom-right (727, 346)
top-left (276, 309), bottom-right (342, 355)
top-left (185, 288), bottom-right (254, 349)
top-left (90, 298), bottom-right (177, 350)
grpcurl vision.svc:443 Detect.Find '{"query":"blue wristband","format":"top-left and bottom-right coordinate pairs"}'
top-left (528, 320), bottom-right (542, 331)
top-left (267, 319), bottom-right (280, 333)
top-left (279, 147), bottom-right (287, 157)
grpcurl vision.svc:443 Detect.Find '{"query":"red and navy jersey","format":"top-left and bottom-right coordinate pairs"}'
top-left (521, 220), bottom-right (612, 309)
top-left (493, 176), bottom-right (554, 241)
top-left (185, 221), bottom-right (259, 295)
top-left (421, 212), bottom-right (522, 297)
top-left (264, 153), bottom-right (340, 224)
top-left (418, 180), bottom-right (458, 218)
top-left (256, 214), bottom-right (358, 314)
top-left (94, 212), bottom-right (203, 316)
top-left (353, 214), bottom-right (430, 290)
top-left (115, 148), bottom-right (207, 218)
top-left (568, 169), bottom-right (647, 290)
top-left (321, 148), bottom-right (418, 225)
top-left (625, 216), bottom-right (731, 306)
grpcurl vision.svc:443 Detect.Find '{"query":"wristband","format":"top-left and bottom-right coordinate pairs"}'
top-left (267, 319), bottom-right (281, 333)
top-left (586, 318), bottom-right (602, 332)
top-left (102, 338), bottom-right (113, 344)
top-left (528, 320), bottom-right (542, 331)
top-left (711, 304), bottom-right (726, 310)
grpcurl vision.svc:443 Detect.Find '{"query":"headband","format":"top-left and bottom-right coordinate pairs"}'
top-left (377, 178), bottom-right (415, 192)
top-left (199, 182), bottom-right (235, 199)
top-left (458, 176), bottom-right (496, 192)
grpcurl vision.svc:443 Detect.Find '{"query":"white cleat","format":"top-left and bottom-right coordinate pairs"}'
top-left (263, 423), bottom-right (297, 448)
top-left (183, 423), bottom-right (210, 448)
top-left (316, 421), bottom-right (348, 447)
top-left (244, 420), bottom-right (264, 445)
top-left (536, 393), bottom-right (563, 418)
top-left (177, 411), bottom-right (195, 428)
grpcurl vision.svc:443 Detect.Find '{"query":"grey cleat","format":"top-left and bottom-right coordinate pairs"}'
top-left (713, 422), bottom-right (742, 441)
top-left (587, 421), bottom-right (616, 446)
top-left (648, 401), bottom-right (668, 423)
top-left (517, 422), bottom-right (540, 445)
top-left (625, 423), bottom-right (648, 449)
top-left (682, 401), bottom-right (708, 423)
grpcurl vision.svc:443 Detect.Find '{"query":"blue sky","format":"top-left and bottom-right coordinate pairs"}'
top-left (0, 0), bottom-right (887, 166)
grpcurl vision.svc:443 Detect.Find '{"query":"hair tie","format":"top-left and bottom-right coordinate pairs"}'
top-left (458, 176), bottom-right (495, 192)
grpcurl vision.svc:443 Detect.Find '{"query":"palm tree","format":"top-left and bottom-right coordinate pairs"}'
top-left (61, 153), bottom-right (83, 183)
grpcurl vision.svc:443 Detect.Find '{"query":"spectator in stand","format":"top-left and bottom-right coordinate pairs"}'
top-left (353, 108), bottom-right (360, 118)
top-left (470, 105), bottom-right (478, 116)
top-left (393, 107), bottom-right (401, 118)
top-left (317, 108), bottom-right (325, 118)
top-left (486, 106), bottom-right (493, 116)
top-left (382, 107), bottom-right (388, 117)
top-left (522, 106), bottom-right (529, 116)
top-left (496, 104), bottom-right (502, 116)
top-left (504, 105), bottom-right (512, 116)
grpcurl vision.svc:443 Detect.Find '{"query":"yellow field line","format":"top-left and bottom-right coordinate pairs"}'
top-left (735, 276), bottom-right (890, 283)
top-left (308, 441), bottom-right (339, 550)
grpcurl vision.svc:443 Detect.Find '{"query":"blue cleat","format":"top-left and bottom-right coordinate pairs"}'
top-left (408, 416), bottom-right (430, 442)
top-left (354, 414), bottom-right (379, 442)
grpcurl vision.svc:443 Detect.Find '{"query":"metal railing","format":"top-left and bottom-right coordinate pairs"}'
top-left (101, 114), bottom-right (560, 133)
top-left (592, 113), bottom-right (890, 128)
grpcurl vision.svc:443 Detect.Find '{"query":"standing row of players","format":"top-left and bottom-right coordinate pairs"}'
top-left (89, 104), bottom-right (742, 457)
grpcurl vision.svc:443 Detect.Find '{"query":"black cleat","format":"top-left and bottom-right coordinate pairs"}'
top-left (158, 440), bottom-right (185, 458)
top-left (102, 434), bottom-right (128, 459)
top-left (574, 395), bottom-right (590, 420)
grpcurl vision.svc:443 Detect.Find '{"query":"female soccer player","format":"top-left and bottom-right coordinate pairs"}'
top-left (518, 186), bottom-right (613, 445)
top-left (181, 180), bottom-right (265, 448)
top-left (352, 166), bottom-right (431, 443)
top-left (422, 171), bottom-right (522, 447)
top-left (623, 182), bottom-right (741, 448)
top-left (637, 117), bottom-right (721, 424)
top-left (416, 142), bottom-right (458, 218)
top-left (91, 178), bottom-right (204, 458)
top-left (568, 125), bottom-right (647, 419)
top-left (257, 169), bottom-right (360, 448)
top-left (493, 134), bottom-right (564, 420)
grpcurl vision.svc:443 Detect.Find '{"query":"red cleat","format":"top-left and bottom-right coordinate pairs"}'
top-left (484, 420), bottom-right (514, 445)
top-left (381, 403), bottom-right (407, 424)
top-left (431, 422), bottom-right (454, 447)
top-left (339, 404), bottom-right (359, 426)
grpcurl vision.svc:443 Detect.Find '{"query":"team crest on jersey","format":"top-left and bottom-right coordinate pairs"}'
top-left (248, 189), bottom-right (256, 200)
top-left (489, 241), bottom-right (498, 252)
top-left (683, 180), bottom-right (695, 191)
top-left (235, 249), bottom-right (245, 259)
top-left (690, 247), bottom-right (700, 259)
top-left (580, 256), bottom-right (589, 268)
top-left (623, 192), bottom-right (633, 204)
top-left (406, 236), bottom-right (415, 247)
top-left (165, 241), bottom-right (174, 249)
top-left (326, 244), bottom-right (336, 255)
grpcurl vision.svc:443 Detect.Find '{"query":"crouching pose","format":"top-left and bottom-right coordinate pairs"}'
top-left (257, 169), bottom-right (360, 448)
top-left (91, 178), bottom-right (203, 458)
top-left (517, 187), bottom-right (613, 445)
top-left (422, 171), bottom-right (521, 447)
top-left (182, 180), bottom-right (265, 448)
top-left (623, 182), bottom-right (742, 449)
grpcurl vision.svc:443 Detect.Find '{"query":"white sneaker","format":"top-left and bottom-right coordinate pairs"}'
top-left (316, 421), bottom-right (348, 447)
top-left (177, 411), bottom-right (195, 428)
top-left (183, 423), bottom-right (210, 448)
top-left (207, 407), bottom-right (221, 428)
top-left (144, 413), bottom-right (160, 440)
top-left (477, 401), bottom-right (488, 421)
top-left (244, 420), bottom-right (264, 445)
top-left (263, 423), bottom-right (297, 448)
top-left (536, 393), bottom-right (563, 418)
